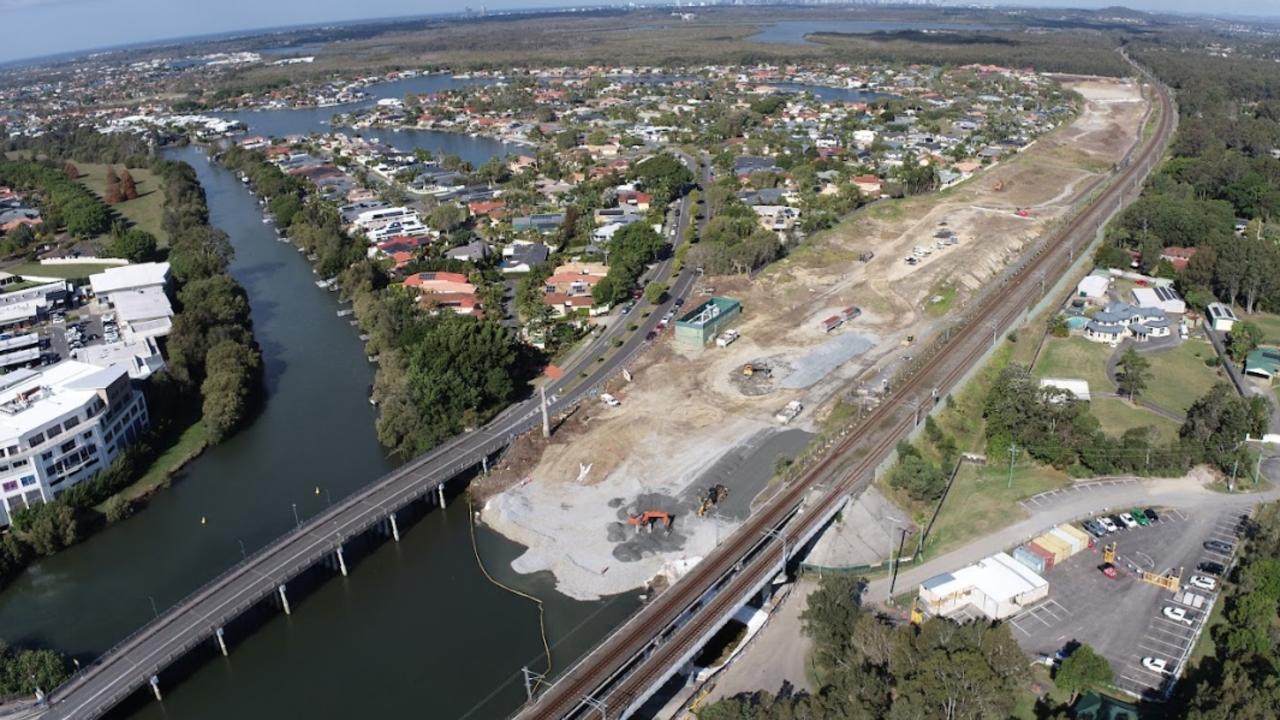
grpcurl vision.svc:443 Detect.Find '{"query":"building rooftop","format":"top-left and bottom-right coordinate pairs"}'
top-left (89, 262), bottom-right (170, 296)
top-left (0, 360), bottom-right (126, 441)
top-left (677, 296), bottom-right (741, 328)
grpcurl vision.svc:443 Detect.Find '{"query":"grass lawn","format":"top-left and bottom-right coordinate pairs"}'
top-left (924, 283), bottom-right (957, 318)
top-left (94, 420), bottom-right (210, 511)
top-left (1034, 336), bottom-right (1113, 394)
top-left (1241, 310), bottom-right (1280, 346)
top-left (920, 461), bottom-right (1070, 558)
top-left (74, 162), bottom-right (169, 247)
top-left (1141, 340), bottom-right (1223, 415)
top-left (9, 261), bottom-right (123, 280)
top-left (1089, 397), bottom-right (1179, 443)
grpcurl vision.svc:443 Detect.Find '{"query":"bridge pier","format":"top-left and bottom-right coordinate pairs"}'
top-left (482, 455), bottom-right (488, 475)
top-left (336, 546), bottom-right (348, 577)
top-left (437, 483), bottom-right (446, 509)
top-left (389, 512), bottom-right (401, 541)
top-left (149, 675), bottom-right (161, 701)
top-left (215, 627), bottom-right (228, 657)
top-left (278, 584), bottom-right (291, 615)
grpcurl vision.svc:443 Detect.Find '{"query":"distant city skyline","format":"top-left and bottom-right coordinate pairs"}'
top-left (1, 0), bottom-right (1277, 66)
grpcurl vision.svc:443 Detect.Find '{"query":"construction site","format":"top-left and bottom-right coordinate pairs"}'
top-left (482, 76), bottom-right (1151, 601)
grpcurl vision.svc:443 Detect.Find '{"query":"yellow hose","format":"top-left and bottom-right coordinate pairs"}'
top-left (467, 492), bottom-right (553, 683)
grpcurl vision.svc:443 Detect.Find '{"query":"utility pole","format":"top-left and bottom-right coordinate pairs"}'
top-left (540, 384), bottom-right (550, 438)
top-left (1008, 443), bottom-right (1018, 489)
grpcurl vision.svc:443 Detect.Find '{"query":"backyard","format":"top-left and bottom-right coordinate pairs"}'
top-left (1033, 335), bottom-right (1112, 392)
top-left (1088, 396), bottom-right (1179, 443)
top-left (1139, 338), bottom-right (1223, 416)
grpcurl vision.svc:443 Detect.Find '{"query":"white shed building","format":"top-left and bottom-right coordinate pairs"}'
top-left (918, 552), bottom-right (1049, 620)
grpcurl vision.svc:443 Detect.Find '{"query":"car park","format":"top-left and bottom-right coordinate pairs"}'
top-left (1162, 606), bottom-right (1193, 624)
top-left (1198, 561), bottom-right (1226, 577)
top-left (1119, 513), bottom-right (1138, 529)
top-left (1188, 575), bottom-right (1217, 591)
top-left (1142, 657), bottom-right (1169, 674)
top-left (1130, 508), bottom-right (1149, 526)
top-left (1204, 540), bottom-right (1234, 554)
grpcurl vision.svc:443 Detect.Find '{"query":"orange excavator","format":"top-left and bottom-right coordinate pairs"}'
top-left (628, 511), bottom-right (673, 533)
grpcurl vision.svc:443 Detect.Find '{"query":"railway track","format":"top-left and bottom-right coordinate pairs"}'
top-left (516, 55), bottom-right (1175, 720)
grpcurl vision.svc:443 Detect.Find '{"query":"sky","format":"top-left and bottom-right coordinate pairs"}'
top-left (2, 0), bottom-right (1279, 65)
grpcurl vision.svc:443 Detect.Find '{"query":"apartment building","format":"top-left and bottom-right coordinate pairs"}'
top-left (0, 360), bottom-right (148, 527)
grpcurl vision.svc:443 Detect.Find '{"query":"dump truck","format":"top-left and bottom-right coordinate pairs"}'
top-left (716, 329), bottom-right (740, 347)
top-left (775, 400), bottom-right (803, 424)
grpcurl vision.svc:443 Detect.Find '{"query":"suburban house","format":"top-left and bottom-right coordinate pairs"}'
top-left (445, 241), bottom-right (491, 263)
top-left (403, 271), bottom-right (480, 316)
top-left (752, 205), bottom-right (801, 234)
top-left (1245, 347), bottom-right (1280, 380)
top-left (501, 242), bottom-right (550, 274)
top-left (1159, 246), bottom-right (1198, 271)
top-left (543, 261), bottom-right (609, 317)
top-left (734, 155), bottom-right (780, 180)
top-left (1083, 302), bottom-right (1170, 345)
top-left (512, 213), bottom-right (564, 234)
top-left (852, 175), bottom-right (883, 198)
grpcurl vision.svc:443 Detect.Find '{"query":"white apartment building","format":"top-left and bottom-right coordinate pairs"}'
top-left (0, 361), bottom-right (149, 527)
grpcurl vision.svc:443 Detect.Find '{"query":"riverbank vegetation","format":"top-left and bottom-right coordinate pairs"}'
top-left (217, 146), bottom-right (525, 457)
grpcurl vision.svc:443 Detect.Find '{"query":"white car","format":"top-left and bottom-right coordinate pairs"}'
top-left (600, 393), bottom-right (621, 407)
top-left (1163, 606), bottom-right (1193, 624)
top-left (1189, 575), bottom-right (1218, 591)
top-left (1119, 513), bottom-right (1138, 529)
top-left (1097, 516), bottom-right (1118, 533)
top-left (1142, 657), bottom-right (1170, 674)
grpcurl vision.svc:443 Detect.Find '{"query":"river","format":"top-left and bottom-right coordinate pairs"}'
top-left (750, 20), bottom-right (995, 45)
top-left (0, 145), bottom-right (637, 719)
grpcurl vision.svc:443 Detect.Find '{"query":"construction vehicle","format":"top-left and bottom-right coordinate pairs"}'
top-left (910, 597), bottom-right (924, 626)
top-left (742, 362), bottom-right (770, 378)
top-left (628, 510), bottom-right (673, 533)
top-left (696, 484), bottom-right (729, 517)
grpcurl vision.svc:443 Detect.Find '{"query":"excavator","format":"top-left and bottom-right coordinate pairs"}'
top-left (696, 484), bottom-right (729, 517)
top-left (628, 510), bottom-right (673, 533)
top-left (742, 362), bottom-right (771, 378)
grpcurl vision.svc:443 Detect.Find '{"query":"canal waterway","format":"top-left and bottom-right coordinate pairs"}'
top-left (750, 19), bottom-right (995, 45)
top-left (0, 145), bottom-right (638, 719)
top-left (212, 73), bottom-right (527, 167)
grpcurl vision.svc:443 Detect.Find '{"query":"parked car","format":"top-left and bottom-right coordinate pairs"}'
top-left (1081, 520), bottom-right (1107, 538)
top-left (1119, 513), bottom-right (1138, 529)
top-left (1188, 575), bottom-right (1218, 591)
top-left (1130, 508), bottom-right (1149, 527)
top-left (1163, 606), bottom-right (1193, 624)
top-left (1198, 561), bottom-right (1226, 576)
top-left (673, 298), bottom-right (685, 308)
top-left (1142, 657), bottom-right (1170, 674)
top-left (1100, 563), bottom-right (1118, 579)
top-left (1097, 516), bottom-right (1119, 533)
top-left (1144, 508), bottom-right (1160, 523)
top-left (600, 393), bottom-right (621, 407)
top-left (1204, 540), bottom-right (1235, 554)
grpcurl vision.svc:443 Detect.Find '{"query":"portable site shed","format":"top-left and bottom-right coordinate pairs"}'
top-left (1048, 526), bottom-right (1086, 557)
top-left (1025, 542), bottom-right (1055, 572)
top-left (918, 552), bottom-right (1050, 620)
top-left (1013, 544), bottom-right (1048, 575)
top-left (1034, 533), bottom-right (1072, 565)
top-left (1056, 524), bottom-right (1092, 551)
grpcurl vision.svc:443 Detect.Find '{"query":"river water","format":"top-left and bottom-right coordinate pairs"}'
top-left (0, 143), bottom-right (637, 719)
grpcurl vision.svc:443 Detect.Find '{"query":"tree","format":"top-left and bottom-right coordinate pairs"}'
top-left (111, 228), bottom-right (157, 262)
top-left (1115, 347), bottom-right (1151, 401)
top-left (104, 165), bottom-right (122, 205)
top-left (1228, 321), bottom-right (1264, 363)
top-left (200, 339), bottom-right (261, 443)
top-left (11, 503), bottom-right (78, 556)
top-left (1054, 644), bottom-right (1113, 703)
top-left (643, 281), bottom-right (668, 305)
top-left (0, 643), bottom-right (70, 696)
top-left (428, 203), bottom-right (466, 233)
top-left (119, 169), bottom-right (138, 200)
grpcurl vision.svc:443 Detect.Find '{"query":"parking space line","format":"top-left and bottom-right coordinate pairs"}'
top-left (1140, 638), bottom-right (1185, 653)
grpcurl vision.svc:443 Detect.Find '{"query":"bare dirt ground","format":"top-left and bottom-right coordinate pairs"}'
top-left (482, 77), bottom-right (1149, 601)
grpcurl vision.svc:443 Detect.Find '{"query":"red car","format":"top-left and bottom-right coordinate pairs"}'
top-left (1100, 563), bottom-right (1118, 579)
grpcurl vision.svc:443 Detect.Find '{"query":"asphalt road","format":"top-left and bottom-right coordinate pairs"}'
top-left (37, 156), bottom-right (706, 720)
